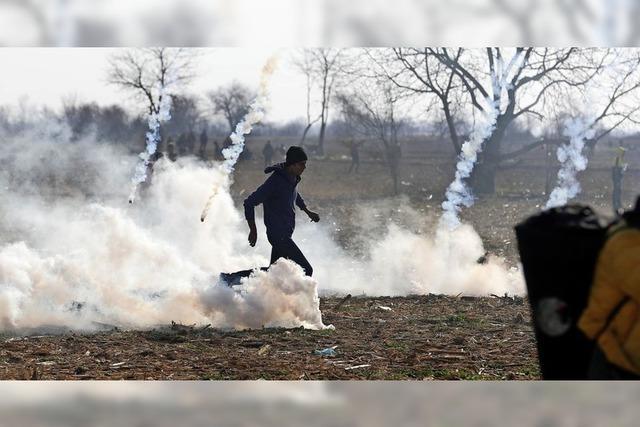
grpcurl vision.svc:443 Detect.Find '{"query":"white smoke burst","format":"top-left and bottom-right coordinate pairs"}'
top-left (201, 260), bottom-right (333, 330)
top-left (128, 80), bottom-right (173, 204)
top-left (0, 125), bottom-right (332, 332)
top-left (545, 117), bottom-right (595, 209)
top-left (201, 55), bottom-right (279, 222)
top-left (0, 120), bottom-right (524, 334)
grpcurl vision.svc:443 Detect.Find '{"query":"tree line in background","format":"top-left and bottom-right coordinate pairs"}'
top-left (2, 48), bottom-right (640, 196)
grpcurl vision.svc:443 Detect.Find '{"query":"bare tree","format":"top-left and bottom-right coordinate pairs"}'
top-left (164, 95), bottom-right (203, 140)
top-left (579, 51), bottom-right (640, 148)
top-left (336, 80), bottom-right (405, 194)
top-left (296, 48), bottom-right (345, 156)
top-left (369, 48), bottom-right (465, 154)
top-left (61, 96), bottom-right (97, 140)
top-left (379, 47), bottom-right (611, 193)
top-left (206, 81), bottom-right (256, 134)
top-left (292, 52), bottom-right (322, 147)
top-left (108, 48), bottom-right (195, 116)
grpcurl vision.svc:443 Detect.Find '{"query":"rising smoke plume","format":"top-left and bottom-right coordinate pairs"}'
top-left (440, 50), bottom-right (526, 230)
top-left (545, 116), bottom-right (594, 209)
top-left (440, 100), bottom-right (499, 230)
top-left (200, 55), bottom-right (279, 222)
top-left (128, 79), bottom-right (173, 204)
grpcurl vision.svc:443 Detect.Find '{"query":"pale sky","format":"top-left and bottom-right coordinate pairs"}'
top-left (0, 48), bottom-right (308, 123)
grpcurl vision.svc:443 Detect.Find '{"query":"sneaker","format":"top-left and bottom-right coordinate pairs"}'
top-left (219, 272), bottom-right (242, 286)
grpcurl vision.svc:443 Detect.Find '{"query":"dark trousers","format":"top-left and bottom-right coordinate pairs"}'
top-left (268, 235), bottom-right (313, 277)
top-left (220, 235), bottom-right (313, 285)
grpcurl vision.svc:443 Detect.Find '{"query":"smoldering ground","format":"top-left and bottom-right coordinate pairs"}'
top-left (0, 117), bottom-right (524, 333)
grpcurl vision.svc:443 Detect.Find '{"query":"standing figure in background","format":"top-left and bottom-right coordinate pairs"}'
top-left (277, 144), bottom-right (286, 162)
top-left (387, 142), bottom-right (401, 194)
top-left (612, 146), bottom-right (627, 214)
top-left (262, 140), bottom-right (274, 168)
top-left (213, 140), bottom-right (222, 161)
top-left (166, 139), bottom-right (177, 162)
top-left (198, 128), bottom-right (209, 161)
top-left (198, 128), bottom-right (209, 159)
top-left (187, 130), bottom-right (197, 154)
top-left (348, 139), bottom-right (361, 173)
top-left (177, 133), bottom-right (187, 156)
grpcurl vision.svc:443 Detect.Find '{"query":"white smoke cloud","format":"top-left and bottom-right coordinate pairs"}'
top-left (298, 220), bottom-right (523, 297)
top-left (0, 113), bottom-right (524, 333)
top-left (201, 259), bottom-right (332, 330)
top-left (545, 116), bottom-right (594, 208)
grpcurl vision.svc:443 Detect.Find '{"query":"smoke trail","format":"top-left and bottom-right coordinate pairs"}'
top-left (440, 50), bottom-right (526, 230)
top-left (440, 100), bottom-right (499, 230)
top-left (128, 79), bottom-right (173, 204)
top-left (200, 55), bottom-right (279, 222)
top-left (545, 117), bottom-right (594, 209)
top-left (544, 54), bottom-right (604, 209)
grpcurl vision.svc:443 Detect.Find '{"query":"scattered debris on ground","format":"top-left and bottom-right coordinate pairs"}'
top-left (0, 295), bottom-right (539, 380)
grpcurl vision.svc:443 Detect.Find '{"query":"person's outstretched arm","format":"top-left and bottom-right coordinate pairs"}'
top-left (296, 193), bottom-right (319, 223)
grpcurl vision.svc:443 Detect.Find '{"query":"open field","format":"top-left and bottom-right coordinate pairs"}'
top-left (0, 294), bottom-right (537, 380)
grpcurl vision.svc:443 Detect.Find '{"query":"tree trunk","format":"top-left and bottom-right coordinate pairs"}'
top-left (318, 122), bottom-right (326, 156)
top-left (300, 123), bottom-right (313, 146)
top-left (544, 143), bottom-right (553, 196)
top-left (442, 100), bottom-right (461, 154)
top-left (392, 169), bottom-right (399, 195)
top-left (469, 115), bottom-right (509, 195)
top-left (470, 157), bottom-right (497, 194)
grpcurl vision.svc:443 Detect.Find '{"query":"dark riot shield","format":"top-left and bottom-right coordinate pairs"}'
top-left (515, 205), bottom-right (608, 380)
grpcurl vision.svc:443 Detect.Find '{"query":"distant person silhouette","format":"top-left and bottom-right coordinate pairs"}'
top-left (612, 146), bottom-right (626, 214)
top-left (166, 139), bottom-right (177, 162)
top-left (198, 129), bottom-right (208, 160)
top-left (348, 140), bottom-right (361, 173)
top-left (262, 140), bottom-right (274, 168)
top-left (213, 140), bottom-right (223, 161)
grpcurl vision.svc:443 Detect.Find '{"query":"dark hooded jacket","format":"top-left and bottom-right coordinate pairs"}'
top-left (243, 163), bottom-right (307, 240)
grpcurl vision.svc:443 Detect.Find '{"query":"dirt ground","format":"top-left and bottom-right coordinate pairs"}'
top-left (0, 294), bottom-right (538, 380)
top-left (3, 135), bottom-right (637, 380)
